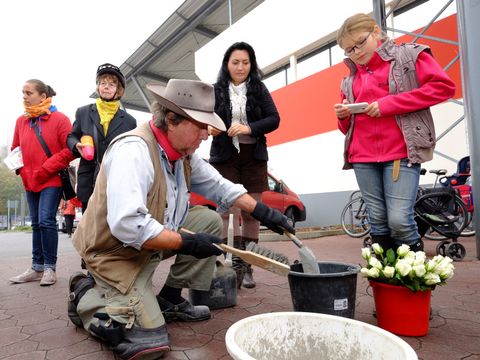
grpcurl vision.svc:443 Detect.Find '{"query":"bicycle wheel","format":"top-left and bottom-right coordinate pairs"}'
top-left (341, 197), bottom-right (371, 238)
top-left (460, 211), bottom-right (475, 237)
top-left (421, 194), bottom-right (469, 240)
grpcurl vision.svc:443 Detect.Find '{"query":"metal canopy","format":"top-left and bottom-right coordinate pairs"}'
top-left (118, 0), bottom-right (264, 113)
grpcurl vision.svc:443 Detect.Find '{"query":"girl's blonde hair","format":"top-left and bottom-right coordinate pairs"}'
top-left (337, 13), bottom-right (383, 48)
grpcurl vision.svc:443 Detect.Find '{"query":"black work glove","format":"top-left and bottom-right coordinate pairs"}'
top-left (251, 202), bottom-right (295, 235)
top-left (178, 233), bottom-right (224, 259)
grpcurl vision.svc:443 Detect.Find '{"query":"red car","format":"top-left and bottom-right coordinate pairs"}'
top-left (190, 173), bottom-right (306, 226)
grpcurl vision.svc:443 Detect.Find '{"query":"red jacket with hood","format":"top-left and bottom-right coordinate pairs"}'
top-left (11, 107), bottom-right (74, 192)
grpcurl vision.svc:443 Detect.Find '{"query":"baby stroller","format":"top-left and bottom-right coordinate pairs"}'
top-left (414, 185), bottom-right (468, 261)
top-left (439, 156), bottom-right (470, 187)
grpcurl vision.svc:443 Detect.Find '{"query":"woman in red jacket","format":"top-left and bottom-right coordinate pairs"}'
top-left (9, 79), bottom-right (73, 286)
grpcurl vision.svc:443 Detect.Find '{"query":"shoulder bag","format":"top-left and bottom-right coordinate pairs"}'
top-left (32, 122), bottom-right (76, 200)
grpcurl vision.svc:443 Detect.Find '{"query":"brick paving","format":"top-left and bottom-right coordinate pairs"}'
top-left (1, 231), bottom-right (479, 359)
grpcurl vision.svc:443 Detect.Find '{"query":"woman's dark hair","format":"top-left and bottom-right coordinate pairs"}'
top-left (216, 42), bottom-right (264, 89)
top-left (27, 79), bottom-right (56, 98)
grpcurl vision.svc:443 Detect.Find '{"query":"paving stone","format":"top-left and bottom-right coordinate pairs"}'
top-left (213, 307), bottom-right (252, 323)
top-left (169, 326), bottom-right (212, 350)
top-left (22, 319), bottom-right (68, 335)
top-left (2, 296), bottom-right (39, 312)
top-left (213, 327), bottom-right (228, 342)
top-left (1, 351), bottom-right (46, 360)
top-left (0, 327), bottom-right (30, 347)
top-left (164, 350), bottom-right (190, 359)
top-left (69, 351), bottom-right (115, 360)
top-left (416, 330), bottom-right (478, 360)
top-left (416, 335), bottom-right (473, 360)
top-left (46, 339), bottom-right (104, 360)
top-left (243, 301), bottom-right (285, 315)
top-left (31, 326), bottom-right (89, 350)
top-left (0, 312), bottom-right (12, 322)
top-left (456, 292), bottom-right (480, 304)
top-left (440, 318), bottom-right (480, 336)
top-left (0, 233), bottom-right (478, 360)
top-left (438, 306), bottom-right (480, 322)
top-left (183, 338), bottom-right (230, 360)
top-left (0, 339), bottom-right (38, 359)
top-left (0, 319), bottom-right (17, 329)
top-left (190, 316), bottom-right (231, 336)
top-left (13, 309), bottom-right (57, 326)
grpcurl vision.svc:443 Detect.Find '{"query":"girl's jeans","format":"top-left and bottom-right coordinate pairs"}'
top-left (26, 187), bottom-right (62, 271)
top-left (353, 159), bottom-right (421, 245)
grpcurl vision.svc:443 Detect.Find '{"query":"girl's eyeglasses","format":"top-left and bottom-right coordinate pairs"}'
top-left (344, 31), bottom-right (373, 56)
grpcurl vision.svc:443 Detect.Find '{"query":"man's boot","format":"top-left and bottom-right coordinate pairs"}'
top-left (113, 324), bottom-right (171, 360)
top-left (157, 296), bottom-right (211, 323)
top-left (242, 264), bottom-right (256, 288)
top-left (68, 271), bottom-right (95, 328)
top-left (89, 313), bottom-right (170, 360)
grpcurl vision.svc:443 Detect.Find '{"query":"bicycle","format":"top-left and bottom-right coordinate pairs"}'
top-left (340, 190), bottom-right (369, 238)
top-left (340, 169), bottom-right (470, 260)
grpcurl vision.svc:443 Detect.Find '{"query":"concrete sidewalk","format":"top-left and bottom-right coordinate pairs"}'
top-left (1, 231), bottom-right (479, 359)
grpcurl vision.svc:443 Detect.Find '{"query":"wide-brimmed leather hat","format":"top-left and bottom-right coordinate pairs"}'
top-left (146, 79), bottom-right (226, 131)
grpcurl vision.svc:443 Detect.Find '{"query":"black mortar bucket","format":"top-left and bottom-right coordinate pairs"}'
top-left (288, 261), bottom-right (360, 319)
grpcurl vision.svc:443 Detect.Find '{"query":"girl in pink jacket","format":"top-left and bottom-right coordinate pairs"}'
top-left (333, 13), bottom-right (456, 253)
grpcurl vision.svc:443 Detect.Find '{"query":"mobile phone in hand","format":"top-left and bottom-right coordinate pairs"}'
top-left (344, 102), bottom-right (368, 114)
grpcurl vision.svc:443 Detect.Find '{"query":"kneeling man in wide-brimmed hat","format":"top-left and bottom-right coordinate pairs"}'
top-left (67, 79), bottom-right (294, 360)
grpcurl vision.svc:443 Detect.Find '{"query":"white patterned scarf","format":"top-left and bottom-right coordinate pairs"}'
top-left (229, 81), bottom-right (248, 152)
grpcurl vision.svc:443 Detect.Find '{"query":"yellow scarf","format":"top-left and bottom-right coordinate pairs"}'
top-left (96, 98), bottom-right (119, 135)
top-left (24, 97), bottom-right (52, 119)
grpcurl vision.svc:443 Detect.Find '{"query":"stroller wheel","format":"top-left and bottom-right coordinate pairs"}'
top-left (436, 240), bottom-right (451, 256)
top-left (445, 242), bottom-right (466, 261)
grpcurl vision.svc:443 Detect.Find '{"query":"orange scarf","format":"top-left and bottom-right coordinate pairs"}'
top-left (24, 97), bottom-right (53, 119)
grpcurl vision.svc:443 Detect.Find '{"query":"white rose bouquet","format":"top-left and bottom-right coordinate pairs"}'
top-left (360, 244), bottom-right (455, 291)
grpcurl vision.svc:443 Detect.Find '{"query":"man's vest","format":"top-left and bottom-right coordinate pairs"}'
top-left (72, 122), bottom-right (190, 294)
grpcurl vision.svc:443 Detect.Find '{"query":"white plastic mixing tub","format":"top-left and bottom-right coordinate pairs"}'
top-left (225, 312), bottom-right (417, 360)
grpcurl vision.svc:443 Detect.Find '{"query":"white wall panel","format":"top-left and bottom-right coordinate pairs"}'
top-left (266, 101), bottom-right (466, 196)
top-left (195, 0), bottom-right (373, 83)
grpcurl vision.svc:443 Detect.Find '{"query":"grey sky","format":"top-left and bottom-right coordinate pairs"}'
top-left (0, 0), bottom-right (183, 147)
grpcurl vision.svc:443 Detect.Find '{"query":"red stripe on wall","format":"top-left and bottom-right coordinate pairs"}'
top-left (268, 14), bottom-right (461, 147)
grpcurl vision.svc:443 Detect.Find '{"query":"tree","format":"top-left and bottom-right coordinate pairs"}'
top-left (0, 164), bottom-right (25, 214)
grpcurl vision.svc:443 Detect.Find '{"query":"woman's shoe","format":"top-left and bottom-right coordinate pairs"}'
top-left (242, 266), bottom-right (256, 288)
top-left (40, 268), bottom-right (56, 286)
top-left (9, 268), bottom-right (43, 283)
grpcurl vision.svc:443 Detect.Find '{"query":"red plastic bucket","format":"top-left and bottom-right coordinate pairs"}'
top-left (370, 281), bottom-right (431, 336)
